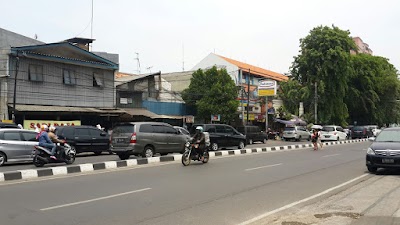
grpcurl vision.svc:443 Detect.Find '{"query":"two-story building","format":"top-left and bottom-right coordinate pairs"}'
top-left (0, 28), bottom-right (124, 130)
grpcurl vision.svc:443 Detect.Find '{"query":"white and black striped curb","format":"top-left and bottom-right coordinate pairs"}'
top-left (0, 139), bottom-right (367, 182)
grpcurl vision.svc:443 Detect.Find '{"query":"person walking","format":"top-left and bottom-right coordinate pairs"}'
top-left (317, 129), bottom-right (323, 149)
top-left (311, 129), bottom-right (319, 151)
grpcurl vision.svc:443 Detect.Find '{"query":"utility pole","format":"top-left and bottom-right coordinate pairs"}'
top-left (314, 81), bottom-right (318, 124)
top-left (12, 53), bottom-right (19, 123)
top-left (247, 69), bottom-right (251, 125)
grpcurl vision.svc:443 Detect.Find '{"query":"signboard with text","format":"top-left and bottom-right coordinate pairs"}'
top-left (211, 115), bottom-right (221, 122)
top-left (23, 120), bottom-right (81, 130)
top-left (258, 80), bottom-right (277, 96)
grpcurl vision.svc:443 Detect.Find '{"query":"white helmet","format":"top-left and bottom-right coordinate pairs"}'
top-left (49, 126), bottom-right (56, 132)
top-left (196, 126), bottom-right (203, 132)
top-left (41, 124), bottom-right (48, 131)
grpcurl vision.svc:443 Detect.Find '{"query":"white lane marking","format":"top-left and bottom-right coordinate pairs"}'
top-left (20, 169), bottom-right (38, 179)
top-left (40, 188), bottom-right (152, 211)
top-left (238, 173), bottom-right (370, 225)
top-left (322, 154), bottom-right (341, 158)
top-left (245, 163), bottom-right (282, 171)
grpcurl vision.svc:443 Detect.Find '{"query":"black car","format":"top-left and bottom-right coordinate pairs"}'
top-left (190, 124), bottom-right (246, 151)
top-left (352, 126), bottom-right (373, 139)
top-left (55, 126), bottom-right (110, 155)
top-left (0, 122), bottom-right (19, 129)
top-left (237, 125), bottom-right (267, 145)
top-left (366, 127), bottom-right (400, 173)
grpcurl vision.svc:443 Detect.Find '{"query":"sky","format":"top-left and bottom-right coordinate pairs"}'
top-left (0, 0), bottom-right (399, 75)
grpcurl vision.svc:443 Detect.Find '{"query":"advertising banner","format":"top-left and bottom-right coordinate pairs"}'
top-left (211, 115), bottom-right (221, 122)
top-left (24, 120), bottom-right (81, 130)
top-left (258, 80), bottom-right (277, 96)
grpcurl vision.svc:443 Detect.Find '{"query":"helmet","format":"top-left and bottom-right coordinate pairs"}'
top-left (49, 126), bottom-right (56, 132)
top-left (41, 124), bottom-right (48, 131)
top-left (195, 126), bottom-right (203, 133)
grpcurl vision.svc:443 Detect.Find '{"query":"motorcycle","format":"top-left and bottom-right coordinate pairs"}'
top-left (181, 141), bottom-right (209, 166)
top-left (32, 143), bottom-right (76, 167)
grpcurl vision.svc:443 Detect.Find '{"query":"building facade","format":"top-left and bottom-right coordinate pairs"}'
top-left (351, 37), bottom-right (373, 55)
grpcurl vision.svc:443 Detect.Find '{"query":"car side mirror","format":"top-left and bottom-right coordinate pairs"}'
top-left (368, 137), bottom-right (375, 142)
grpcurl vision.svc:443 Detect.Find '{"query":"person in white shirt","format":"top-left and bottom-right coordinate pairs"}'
top-left (317, 129), bottom-right (323, 149)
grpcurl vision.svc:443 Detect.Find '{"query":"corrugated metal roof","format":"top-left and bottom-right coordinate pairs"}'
top-left (12, 104), bottom-right (125, 114)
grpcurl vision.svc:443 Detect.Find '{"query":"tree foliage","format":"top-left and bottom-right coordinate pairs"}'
top-left (291, 25), bottom-right (356, 126)
top-left (182, 66), bottom-right (239, 123)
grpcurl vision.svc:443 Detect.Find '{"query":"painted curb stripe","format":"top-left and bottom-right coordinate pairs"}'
top-left (93, 163), bottom-right (106, 170)
top-left (137, 158), bottom-right (148, 165)
top-left (67, 166), bottom-right (81, 174)
top-left (4, 171), bottom-right (22, 181)
top-left (20, 169), bottom-right (38, 179)
top-left (160, 156), bottom-right (174, 162)
top-left (37, 168), bottom-right (53, 177)
top-left (116, 161), bottom-right (127, 167)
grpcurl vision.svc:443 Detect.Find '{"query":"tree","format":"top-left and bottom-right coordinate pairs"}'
top-left (182, 66), bottom-right (239, 123)
top-left (278, 79), bottom-right (310, 116)
top-left (291, 25), bottom-right (356, 126)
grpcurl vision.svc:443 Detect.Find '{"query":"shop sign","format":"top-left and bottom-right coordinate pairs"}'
top-left (24, 120), bottom-right (81, 130)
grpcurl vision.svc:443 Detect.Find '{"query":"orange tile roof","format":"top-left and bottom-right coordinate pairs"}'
top-left (115, 72), bottom-right (137, 79)
top-left (218, 55), bottom-right (288, 82)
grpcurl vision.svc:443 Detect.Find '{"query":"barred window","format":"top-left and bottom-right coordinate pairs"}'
top-left (29, 64), bottom-right (43, 82)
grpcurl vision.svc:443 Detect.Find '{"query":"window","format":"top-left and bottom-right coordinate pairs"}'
top-left (216, 125), bottom-right (226, 133)
top-left (75, 128), bottom-right (90, 136)
top-left (139, 124), bottom-right (153, 133)
top-left (113, 125), bottom-right (135, 134)
top-left (152, 125), bottom-right (165, 134)
top-left (120, 98), bottom-right (133, 105)
top-left (93, 73), bottom-right (103, 87)
top-left (3, 132), bottom-right (21, 141)
top-left (58, 127), bottom-right (74, 139)
top-left (22, 132), bottom-right (37, 141)
top-left (29, 64), bottom-right (43, 82)
top-left (225, 126), bottom-right (234, 134)
top-left (63, 69), bottom-right (76, 85)
top-left (90, 128), bottom-right (102, 137)
top-left (164, 126), bottom-right (178, 134)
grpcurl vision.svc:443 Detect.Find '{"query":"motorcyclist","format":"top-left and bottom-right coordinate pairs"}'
top-left (37, 125), bottom-right (57, 160)
top-left (48, 126), bottom-right (64, 144)
top-left (192, 126), bottom-right (206, 161)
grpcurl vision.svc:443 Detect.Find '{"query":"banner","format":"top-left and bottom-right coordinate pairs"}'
top-left (211, 115), bottom-right (220, 122)
top-left (258, 80), bottom-right (277, 96)
top-left (24, 120), bottom-right (81, 130)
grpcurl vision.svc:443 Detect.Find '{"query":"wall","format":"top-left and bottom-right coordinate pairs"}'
top-left (192, 53), bottom-right (239, 84)
top-left (143, 100), bottom-right (186, 116)
top-left (7, 57), bottom-right (115, 108)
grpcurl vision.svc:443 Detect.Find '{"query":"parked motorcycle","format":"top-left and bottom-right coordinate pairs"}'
top-left (32, 143), bottom-right (76, 167)
top-left (181, 141), bottom-right (209, 166)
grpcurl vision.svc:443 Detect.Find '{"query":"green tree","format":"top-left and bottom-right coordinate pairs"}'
top-left (278, 79), bottom-right (310, 116)
top-left (291, 25), bottom-right (356, 126)
top-left (182, 66), bottom-right (239, 123)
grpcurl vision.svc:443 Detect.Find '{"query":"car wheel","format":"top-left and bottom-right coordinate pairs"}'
top-left (249, 139), bottom-right (253, 145)
top-left (93, 151), bottom-right (102, 156)
top-left (0, 152), bottom-right (6, 166)
top-left (118, 153), bottom-right (130, 160)
top-left (211, 143), bottom-right (219, 151)
top-left (367, 166), bottom-right (377, 173)
top-left (238, 141), bottom-right (245, 149)
top-left (263, 139), bottom-right (268, 144)
top-left (142, 146), bottom-right (155, 158)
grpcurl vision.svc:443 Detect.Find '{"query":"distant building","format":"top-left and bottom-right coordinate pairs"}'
top-left (351, 37), bottom-right (373, 55)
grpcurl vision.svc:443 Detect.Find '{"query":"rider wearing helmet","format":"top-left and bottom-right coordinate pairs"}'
top-left (192, 126), bottom-right (206, 160)
top-left (48, 126), bottom-right (64, 144)
top-left (37, 125), bottom-right (57, 160)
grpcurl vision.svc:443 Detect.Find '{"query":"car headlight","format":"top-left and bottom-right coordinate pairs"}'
top-left (185, 142), bottom-right (190, 147)
top-left (367, 148), bottom-right (375, 155)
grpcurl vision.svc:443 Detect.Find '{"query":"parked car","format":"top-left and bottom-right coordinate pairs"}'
top-left (366, 127), bottom-right (400, 173)
top-left (174, 126), bottom-right (190, 136)
top-left (351, 126), bottom-right (372, 139)
top-left (111, 122), bottom-right (188, 160)
top-left (320, 125), bottom-right (347, 141)
top-left (365, 125), bottom-right (381, 137)
top-left (0, 122), bottom-right (19, 129)
top-left (190, 124), bottom-right (246, 151)
top-left (0, 129), bottom-right (38, 166)
top-left (237, 125), bottom-right (268, 145)
top-left (55, 126), bottom-right (110, 155)
top-left (282, 126), bottom-right (311, 141)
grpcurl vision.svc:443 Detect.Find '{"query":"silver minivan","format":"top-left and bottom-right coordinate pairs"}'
top-left (111, 122), bottom-right (188, 160)
top-left (0, 129), bottom-right (38, 166)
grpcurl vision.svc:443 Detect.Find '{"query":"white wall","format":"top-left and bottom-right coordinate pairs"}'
top-left (192, 53), bottom-right (239, 84)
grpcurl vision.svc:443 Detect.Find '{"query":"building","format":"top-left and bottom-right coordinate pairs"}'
top-left (0, 27), bottom-right (124, 129)
top-left (192, 53), bottom-right (288, 125)
top-left (351, 37), bottom-right (373, 55)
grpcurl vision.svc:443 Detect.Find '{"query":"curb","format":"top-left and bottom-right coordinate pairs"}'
top-left (0, 139), bottom-right (367, 182)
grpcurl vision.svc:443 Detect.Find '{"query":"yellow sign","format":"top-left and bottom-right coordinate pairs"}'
top-left (1, 120), bottom-right (13, 123)
top-left (243, 114), bottom-right (255, 121)
top-left (23, 120), bottom-right (81, 130)
top-left (258, 89), bottom-right (276, 96)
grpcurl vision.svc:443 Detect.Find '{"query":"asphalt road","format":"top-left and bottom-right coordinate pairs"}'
top-left (0, 141), bottom-right (369, 225)
top-left (0, 139), bottom-right (310, 172)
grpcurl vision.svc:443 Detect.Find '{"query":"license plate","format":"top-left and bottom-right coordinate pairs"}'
top-left (382, 159), bottom-right (395, 163)
top-left (114, 138), bottom-right (125, 143)
top-left (325, 135), bottom-right (330, 138)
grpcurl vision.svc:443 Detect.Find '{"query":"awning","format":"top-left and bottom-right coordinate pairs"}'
top-left (10, 104), bottom-right (126, 115)
top-left (274, 118), bottom-right (307, 126)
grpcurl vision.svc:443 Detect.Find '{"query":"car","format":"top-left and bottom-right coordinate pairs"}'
top-left (366, 127), bottom-right (400, 173)
top-left (282, 125), bottom-right (311, 141)
top-left (320, 125), bottom-right (347, 141)
top-left (351, 126), bottom-right (372, 139)
top-left (111, 122), bottom-right (188, 160)
top-left (190, 124), bottom-right (246, 151)
top-left (174, 126), bottom-right (190, 136)
top-left (55, 126), bottom-right (110, 155)
top-left (237, 125), bottom-right (268, 145)
top-left (0, 122), bottom-right (19, 129)
top-left (0, 129), bottom-right (38, 166)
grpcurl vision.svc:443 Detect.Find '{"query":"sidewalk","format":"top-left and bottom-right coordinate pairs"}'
top-left (252, 172), bottom-right (400, 225)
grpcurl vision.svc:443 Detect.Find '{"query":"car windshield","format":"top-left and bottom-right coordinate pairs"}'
top-left (113, 125), bottom-right (135, 134)
top-left (374, 130), bottom-right (400, 142)
top-left (285, 127), bottom-right (295, 131)
top-left (322, 127), bottom-right (335, 132)
top-left (353, 126), bottom-right (364, 131)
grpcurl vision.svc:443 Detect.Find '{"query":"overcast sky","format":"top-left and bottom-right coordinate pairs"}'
top-left (1, 0), bottom-right (399, 74)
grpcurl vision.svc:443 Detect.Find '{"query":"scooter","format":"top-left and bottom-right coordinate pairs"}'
top-left (181, 141), bottom-right (209, 166)
top-left (32, 143), bottom-right (76, 167)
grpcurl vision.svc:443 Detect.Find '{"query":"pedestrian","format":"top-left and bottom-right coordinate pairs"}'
top-left (34, 124), bottom-right (40, 133)
top-left (311, 129), bottom-right (318, 151)
top-left (317, 129), bottom-right (323, 149)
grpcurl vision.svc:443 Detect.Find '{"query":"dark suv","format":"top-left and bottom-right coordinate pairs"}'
top-left (55, 126), bottom-right (110, 155)
top-left (237, 125), bottom-right (267, 145)
top-left (190, 124), bottom-right (246, 151)
top-left (351, 126), bottom-right (373, 139)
